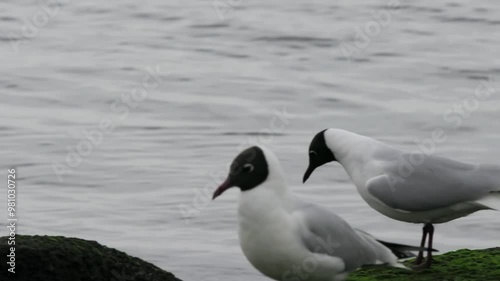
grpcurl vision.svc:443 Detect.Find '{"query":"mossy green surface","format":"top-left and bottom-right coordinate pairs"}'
top-left (0, 235), bottom-right (182, 281)
top-left (349, 248), bottom-right (500, 281)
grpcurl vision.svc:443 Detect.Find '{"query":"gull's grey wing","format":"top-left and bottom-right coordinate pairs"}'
top-left (367, 153), bottom-right (500, 212)
top-left (293, 200), bottom-right (395, 272)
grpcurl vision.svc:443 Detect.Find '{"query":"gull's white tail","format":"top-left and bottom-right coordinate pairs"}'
top-left (477, 192), bottom-right (500, 211)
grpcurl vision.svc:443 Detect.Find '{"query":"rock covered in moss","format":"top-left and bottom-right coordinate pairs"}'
top-left (0, 235), bottom-right (182, 281)
top-left (349, 248), bottom-right (500, 281)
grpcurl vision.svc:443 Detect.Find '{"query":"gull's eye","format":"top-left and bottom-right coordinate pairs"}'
top-left (243, 164), bottom-right (254, 173)
top-left (309, 151), bottom-right (317, 157)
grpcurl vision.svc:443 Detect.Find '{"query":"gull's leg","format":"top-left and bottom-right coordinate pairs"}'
top-left (414, 224), bottom-right (429, 265)
top-left (423, 224), bottom-right (435, 268)
top-left (412, 223), bottom-right (434, 271)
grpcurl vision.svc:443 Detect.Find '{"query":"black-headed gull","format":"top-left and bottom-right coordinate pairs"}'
top-left (303, 128), bottom-right (500, 268)
top-left (213, 146), bottom-right (426, 280)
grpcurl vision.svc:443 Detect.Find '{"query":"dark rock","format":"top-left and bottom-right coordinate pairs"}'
top-left (0, 235), bottom-right (182, 281)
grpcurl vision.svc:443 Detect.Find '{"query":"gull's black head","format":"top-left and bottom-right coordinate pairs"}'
top-left (303, 129), bottom-right (336, 183)
top-left (213, 146), bottom-right (269, 200)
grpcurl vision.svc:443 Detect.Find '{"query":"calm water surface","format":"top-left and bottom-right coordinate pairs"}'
top-left (1, 0), bottom-right (500, 280)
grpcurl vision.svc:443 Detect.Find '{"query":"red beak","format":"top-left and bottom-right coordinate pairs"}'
top-left (212, 178), bottom-right (233, 200)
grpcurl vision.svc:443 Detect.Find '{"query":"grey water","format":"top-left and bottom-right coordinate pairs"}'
top-left (1, 0), bottom-right (500, 280)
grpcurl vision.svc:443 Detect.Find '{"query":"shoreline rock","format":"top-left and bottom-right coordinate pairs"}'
top-left (0, 235), bottom-right (182, 281)
top-left (1, 235), bottom-right (498, 281)
top-left (349, 247), bottom-right (500, 281)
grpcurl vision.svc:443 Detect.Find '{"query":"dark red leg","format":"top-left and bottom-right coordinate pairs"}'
top-left (424, 224), bottom-right (434, 268)
top-left (414, 224), bottom-right (428, 265)
top-left (412, 223), bottom-right (434, 270)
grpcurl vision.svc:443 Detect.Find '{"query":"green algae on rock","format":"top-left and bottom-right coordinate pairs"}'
top-left (0, 235), bottom-right (182, 281)
top-left (348, 248), bottom-right (500, 281)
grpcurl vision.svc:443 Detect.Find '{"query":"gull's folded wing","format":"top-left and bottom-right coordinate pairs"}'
top-left (295, 201), bottom-right (396, 272)
top-left (366, 154), bottom-right (499, 212)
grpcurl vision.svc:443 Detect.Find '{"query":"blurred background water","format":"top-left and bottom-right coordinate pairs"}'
top-left (1, 0), bottom-right (500, 280)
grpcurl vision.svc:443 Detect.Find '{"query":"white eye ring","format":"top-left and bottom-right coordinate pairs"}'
top-left (243, 163), bottom-right (254, 173)
top-left (309, 151), bottom-right (317, 156)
